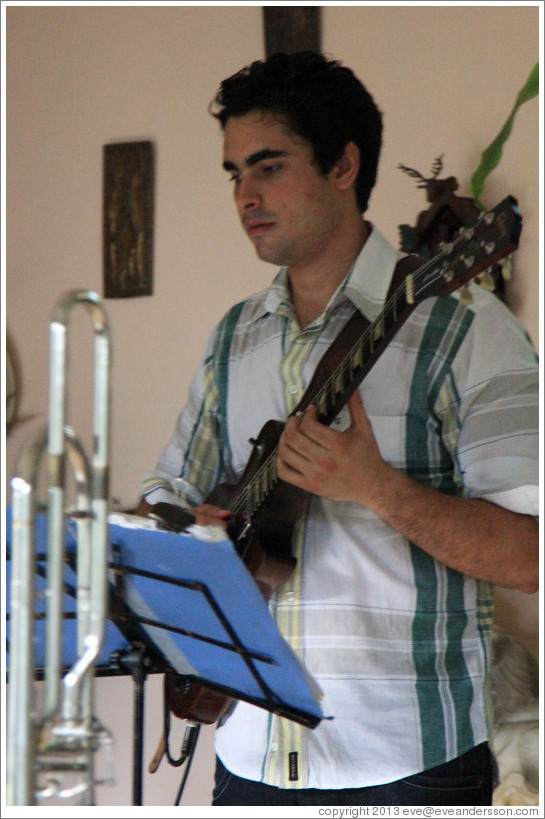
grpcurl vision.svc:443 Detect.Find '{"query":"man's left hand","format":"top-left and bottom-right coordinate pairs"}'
top-left (277, 390), bottom-right (391, 505)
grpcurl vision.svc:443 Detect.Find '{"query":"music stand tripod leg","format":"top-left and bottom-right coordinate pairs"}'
top-left (111, 643), bottom-right (151, 806)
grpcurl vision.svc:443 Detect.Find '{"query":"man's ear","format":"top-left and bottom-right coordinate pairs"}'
top-left (333, 141), bottom-right (360, 192)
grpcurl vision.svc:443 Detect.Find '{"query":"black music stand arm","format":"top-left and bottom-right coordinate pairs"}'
top-left (109, 643), bottom-right (153, 807)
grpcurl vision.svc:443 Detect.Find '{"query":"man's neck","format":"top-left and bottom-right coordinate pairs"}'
top-left (288, 220), bottom-right (370, 328)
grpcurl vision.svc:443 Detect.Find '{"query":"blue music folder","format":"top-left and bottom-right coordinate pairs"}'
top-left (5, 508), bottom-right (324, 728)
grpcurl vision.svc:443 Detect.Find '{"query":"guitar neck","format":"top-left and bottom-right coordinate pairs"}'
top-left (293, 282), bottom-right (416, 425)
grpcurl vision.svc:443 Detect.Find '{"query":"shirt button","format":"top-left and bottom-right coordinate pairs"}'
top-left (286, 591), bottom-right (295, 603)
top-left (271, 743), bottom-right (279, 752)
top-left (288, 384), bottom-right (299, 395)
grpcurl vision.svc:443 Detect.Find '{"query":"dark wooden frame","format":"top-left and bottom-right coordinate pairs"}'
top-left (103, 141), bottom-right (154, 298)
top-left (263, 7), bottom-right (321, 57)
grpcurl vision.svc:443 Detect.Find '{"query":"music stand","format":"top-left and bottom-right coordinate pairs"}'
top-left (6, 509), bottom-right (325, 805)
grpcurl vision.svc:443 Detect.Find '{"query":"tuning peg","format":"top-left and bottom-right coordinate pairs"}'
top-left (479, 268), bottom-right (496, 292)
top-left (500, 256), bottom-right (513, 281)
top-left (459, 284), bottom-right (473, 305)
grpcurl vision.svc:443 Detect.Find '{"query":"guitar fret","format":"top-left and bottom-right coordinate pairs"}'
top-left (267, 460), bottom-right (274, 492)
top-left (251, 481), bottom-right (259, 512)
top-left (353, 342), bottom-right (363, 369)
top-left (373, 316), bottom-right (384, 341)
top-left (334, 370), bottom-right (345, 395)
top-left (259, 471), bottom-right (267, 502)
top-left (348, 353), bottom-right (358, 382)
top-left (317, 392), bottom-right (328, 417)
top-left (405, 273), bottom-right (415, 304)
top-left (385, 296), bottom-right (399, 329)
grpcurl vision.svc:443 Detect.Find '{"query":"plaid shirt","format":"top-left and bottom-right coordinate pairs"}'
top-left (142, 226), bottom-right (539, 788)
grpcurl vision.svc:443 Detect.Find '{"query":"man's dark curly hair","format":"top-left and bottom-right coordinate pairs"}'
top-left (210, 51), bottom-right (383, 214)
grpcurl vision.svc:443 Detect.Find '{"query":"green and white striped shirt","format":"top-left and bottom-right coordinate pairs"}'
top-left (142, 226), bottom-right (538, 789)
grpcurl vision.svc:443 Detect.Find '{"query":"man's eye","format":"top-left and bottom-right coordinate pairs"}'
top-left (260, 164), bottom-right (281, 175)
top-left (228, 172), bottom-right (242, 184)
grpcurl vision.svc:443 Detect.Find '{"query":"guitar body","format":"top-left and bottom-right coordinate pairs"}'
top-left (209, 482), bottom-right (301, 599)
top-left (208, 420), bottom-right (308, 596)
top-left (166, 421), bottom-right (308, 724)
top-left (166, 671), bottom-right (234, 725)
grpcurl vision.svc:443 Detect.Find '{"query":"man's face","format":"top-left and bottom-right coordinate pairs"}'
top-left (222, 111), bottom-right (344, 270)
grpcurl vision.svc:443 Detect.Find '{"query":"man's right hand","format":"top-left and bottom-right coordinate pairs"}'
top-left (134, 498), bottom-right (231, 530)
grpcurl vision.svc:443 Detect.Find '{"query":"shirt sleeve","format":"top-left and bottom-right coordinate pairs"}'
top-left (442, 295), bottom-right (539, 516)
top-left (141, 332), bottom-right (226, 508)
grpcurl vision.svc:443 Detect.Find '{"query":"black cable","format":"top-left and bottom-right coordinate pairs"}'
top-left (158, 674), bottom-right (202, 803)
top-left (173, 725), bottom-right (201, 806)
top-left (162, 676), bottom-right (187, 767)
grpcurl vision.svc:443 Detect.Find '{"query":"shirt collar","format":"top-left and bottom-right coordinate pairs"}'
top-left (342, 225), bottom-right (403, 321)
top-left (258, 224), bottom-right (403, 323)
top-left (263, 269), bottom-right (292, 316)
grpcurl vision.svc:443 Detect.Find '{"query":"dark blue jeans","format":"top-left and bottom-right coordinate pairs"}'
top-left (212, 743), bottom-right (495, 806)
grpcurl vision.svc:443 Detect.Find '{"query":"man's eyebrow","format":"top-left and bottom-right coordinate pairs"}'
top-left (222, 149), bottom-right (288, 172)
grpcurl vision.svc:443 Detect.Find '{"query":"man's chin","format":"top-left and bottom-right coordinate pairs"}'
top-left (252, 241), bottom-right (286, 266)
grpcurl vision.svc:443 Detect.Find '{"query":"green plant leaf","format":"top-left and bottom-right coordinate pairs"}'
top-left (470, 63), bottom-right (539, 209)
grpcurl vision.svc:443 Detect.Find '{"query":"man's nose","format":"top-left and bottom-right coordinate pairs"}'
top-left (235, 175), bottom-right (262, 211)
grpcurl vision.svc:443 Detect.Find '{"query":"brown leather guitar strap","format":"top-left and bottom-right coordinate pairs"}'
top-left (291, 252), bottom-right (424, 418)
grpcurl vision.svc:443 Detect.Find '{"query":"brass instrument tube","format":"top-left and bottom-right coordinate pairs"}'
top-left (62, 427), bottom-right (93, 721)
top-left (44, 291), bottom-right (111, 720)
top-left (8, 289), bottom-right (112, 806)
top-left (7, 425), bottom-right (48, 805)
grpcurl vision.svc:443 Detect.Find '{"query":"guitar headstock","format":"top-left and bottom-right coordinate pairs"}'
top-left (415, 195), bottom-right (522, 302)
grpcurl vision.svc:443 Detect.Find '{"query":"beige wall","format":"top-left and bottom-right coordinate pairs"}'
top-left (5, 3), bottom-right (540, 808)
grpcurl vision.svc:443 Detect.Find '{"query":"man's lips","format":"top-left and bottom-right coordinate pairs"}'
top-left (243, 218), bottom-right (276, 238)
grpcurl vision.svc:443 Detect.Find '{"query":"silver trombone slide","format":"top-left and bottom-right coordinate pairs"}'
top-left (7, 290), bottom-right (113, 806)
top-left (44, 290), bottom-right (111, 722)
